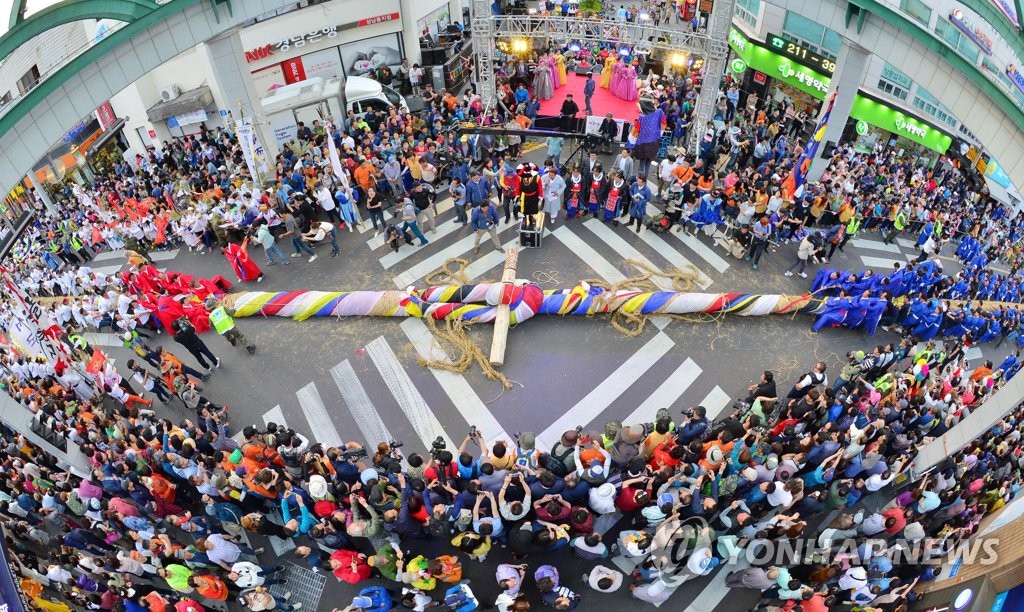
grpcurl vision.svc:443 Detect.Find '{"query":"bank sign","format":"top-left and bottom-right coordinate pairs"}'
top-left (949, 9), bottom-right (993, 55)
top-left (1008, 64), bottom-right (1024, 95)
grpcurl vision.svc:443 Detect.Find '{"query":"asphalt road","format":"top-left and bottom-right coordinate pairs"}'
top-left (84, 148), bottom-right (1007, 610)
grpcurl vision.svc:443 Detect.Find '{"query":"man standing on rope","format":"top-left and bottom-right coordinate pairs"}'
top-left (206, 298), bottom-right (257, 355)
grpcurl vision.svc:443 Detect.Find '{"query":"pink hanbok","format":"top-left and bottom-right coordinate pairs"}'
top-left (620, 65), bottom-right (638, 101)
top-left (609, 61), bottom-right (626, 98)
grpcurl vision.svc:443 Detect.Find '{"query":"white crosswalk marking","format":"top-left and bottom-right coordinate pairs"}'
top-left (400, 318), bottom-right (511, 443)
top-left (379, 217), bottom-right (467, 269)
top-left (368, 199), bottom-right (454, 249)
top-left (330, 360), bottom-right (392, 449)
top-left (91, 264), bottom-right (124, 277)
top-left (91, 250), bottom-right (125, 262)
top-left (537, 331), bottom-right (675, 449)
top-left (148, 249), bottom-right (180, 261)
top-left (700, 386), bottom-right (733, 420)
top-left (295, 382), bottom-right (344, 449)
top-left (671, 231), bottom-right (731, 274)
top-left (583, 219), bottom-right (675, 291)
top-left (262, 405), bottom-right (286, 428)
top-left (391, 224), bottom-right (516, 289)
top-left (896, 237), bottom-right (917, 249)
top-left (678, 557), bottom-right (750, 610)
top-left (965, 346), bottom-right (984, 361)
top-left (860, 255), bottom-right (907, 270)
top-left (82, 332), bottom-right (122, 347)
top-left (621, 358), bottom-right (702, 425)
top-left (851, 237), bottom-right (901, 253)
top-left (553, 224), bottom-right (669, 329)
top-left (365, 336), bottom-right (455, 449)
top-left (464, 239), bottom-right (519, 280)
top-left (636, 229), bottom-right (713, 289)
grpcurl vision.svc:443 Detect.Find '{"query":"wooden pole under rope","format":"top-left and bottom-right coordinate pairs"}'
top-left (489, 246), bottom-right (519, 366)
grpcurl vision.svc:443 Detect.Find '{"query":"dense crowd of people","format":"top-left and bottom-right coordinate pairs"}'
top-left (0, 2), bottom-right (1022, 611)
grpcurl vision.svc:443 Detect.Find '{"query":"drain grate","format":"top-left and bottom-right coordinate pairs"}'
top-left (268, 562), bottom-right (327, 611)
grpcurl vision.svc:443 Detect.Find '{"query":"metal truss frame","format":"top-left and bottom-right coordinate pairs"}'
top-left (469, 4), bottom-right (736, 153)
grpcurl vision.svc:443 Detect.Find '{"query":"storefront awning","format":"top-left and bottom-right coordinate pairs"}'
top-left (86, 117), bottom-right (126, 153)
top-left (984, 175), bottom-right (1024, 214)
top-left (145, 86), bottom-right (214, 122)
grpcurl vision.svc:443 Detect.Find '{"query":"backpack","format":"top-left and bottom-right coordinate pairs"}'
top-left (808, 232), bottom-right (825, 249)
top-left (539, 452), bottom-right (569, 477)
top-left (313, 499), bottom-right (339, 517)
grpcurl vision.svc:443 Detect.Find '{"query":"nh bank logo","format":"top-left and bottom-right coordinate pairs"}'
top-left (894, 117), bottom-right (927, 138)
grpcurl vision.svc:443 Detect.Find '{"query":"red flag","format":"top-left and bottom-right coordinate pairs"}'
top-left (86, 349), bottom-right (106, 375)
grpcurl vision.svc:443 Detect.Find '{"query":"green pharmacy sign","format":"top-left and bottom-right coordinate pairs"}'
top-left (855, 120), bottom-right (868, 135)
top-left (731, 58), bottom-right (747, 73)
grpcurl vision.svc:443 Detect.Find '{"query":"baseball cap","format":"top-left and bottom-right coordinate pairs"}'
top-left (352, 596), bottom-right (373, 607)
top-left (700, 557), bottom-right (720, 570)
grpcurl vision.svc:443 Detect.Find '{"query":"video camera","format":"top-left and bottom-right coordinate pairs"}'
top-left (340, 447), bottom-right (368, 461)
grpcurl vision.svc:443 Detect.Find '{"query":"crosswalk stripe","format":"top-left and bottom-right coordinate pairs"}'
top-left (379, 217), bottom-right (467, 269)
top-left (367, 199), bottom-right (454, 249)
top-left (91, 264), bottom-right (124, 276)
top-left (391, 224), bottom-right (516, 288)
top-left (330, 359), bottom-right (392, 449)
top-left (262, 405), bottom-right (286, 428)
top-left (537, 331), bottom-right (675, 449)
top-left (860, 255), bottom-right (907, 270)
top-left (148, 249), bottom-right (180, 262)
top-left (896, 237), bottom-right (917, 249)
top-left (670, 231), bottom-right (731, 274)
top-left (678, 557), bottom-right (749, 611)
top-left (965, 346), bottom-right (984, 361)
top-left (464, 239), bottom-right (519, 280)
top-left (295, 382), bottom-right (344, 449)
top-left (583, 219), bottom-right (675, 291)
top-left (636, 227), bottom-right (713, 289)
top-left (365, 336), bottom-right (455, 449)
top-left (700, 385), bottom-right (733, 420)
top-left (400, 318), bottom-right (511, 443)
top-left (851, 237), bottom-right (901, 254)
top-left (82, 332), bottom-right (122, 347)
top-left (621, 358), bottom-right (702, 425)
top-left (551, 225), bottom-right (627, 283)
top-left (553, 224), bottom-right (669, 329)
top-left (91, 250), bottom-right (125, 262)
top-left (585, 218), bottom-right (714, 290)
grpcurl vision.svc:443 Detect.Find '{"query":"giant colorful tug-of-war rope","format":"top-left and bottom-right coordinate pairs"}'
top-left (222, 282), bottom-right (845, 326)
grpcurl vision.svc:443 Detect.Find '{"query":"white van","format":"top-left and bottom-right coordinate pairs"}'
top-left (260, 76), bottom-right (407, 148)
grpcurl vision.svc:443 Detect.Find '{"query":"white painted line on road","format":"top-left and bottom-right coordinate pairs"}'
top-left (851, 237), bottom-right (901, 253)
top-left (379, 217), bottom-right (465, 269)
top-left (636, 227), bottom-right (713, 289)
top-left (621, 358), bottom-right (702, 425)
top-left (860, 255), bottom-right (907, 270)
top-left (537, 331), bottom-right (675, 449)
top-left (368, 199), bottom-right (454, 249)
top-left (365, 336), bottom-right (455, 449)
top-left (91, 250), bottom-right (125, 262)
top-left (552, 225), bottom-right (627, 283)
top-left (330, 359), bottom-right (392, 449)
top-left (148, 249), bottom-right (180, 261)
top-left (965, 346), bottom-right (984, 361)
top-left (295, 382), bottom-right (343, 449)
top-left (82, 332), bottom-right (122, 347)
top-left (671, 230), bottom-right (731, 274)
top-left (91, 264), bottom-right (124, 277)
top-left (678, 556), bottom-right (750, 611)
top-left (465, 239), bottom-right (519, 280)
top-left (400, 318), bottom-right (511, 443)
top-left (700, 385), bottom-right (733, 420)
top-left (391, 224), bottom-right (516, 289)
top-left (896, 237), bottom-right (917, 249)
top-left (583, 219), bottom-right (675, 291)
top-left (554, 224), bottom-right (669, 329)
top-left (262, 405), bottom-right (286, 428)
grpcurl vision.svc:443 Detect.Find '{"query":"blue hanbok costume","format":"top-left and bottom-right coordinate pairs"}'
top-left (863, 299), bottom-right (888, 336)
top-left (916, 221), bottom-right (933, 247)
top-left (813, 297), bottom-right (852, 332)
top-left (691, 193), bottom-right (724, 228)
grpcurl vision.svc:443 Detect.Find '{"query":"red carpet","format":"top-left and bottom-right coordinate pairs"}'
top-left (536, 71), bottom-right (640, 124)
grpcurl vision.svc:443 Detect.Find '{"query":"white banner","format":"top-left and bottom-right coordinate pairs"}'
top-left (326, 125), bottom-right (347, 185)
top-left (174, 109), bottom-right (209, 127)
top-left (1, 271), bottom-right (65, 363)
top-left (270, 120), bottom-right (298, 149)
top-left (584, 115), bottom-right (627, 140)
top-left (237, 118), bottom-right (270, 183)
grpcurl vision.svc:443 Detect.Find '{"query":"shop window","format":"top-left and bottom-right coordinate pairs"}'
top-left (876, 79), bottom-right (909, 101)
top-left (0, 91), bottom-right (11, 107)
top-left (734, 0), bottom-right (760, 28)
top-left (16, 65), bottom-right (40, 95)
top-left (934, 19), bottom-right (981, 63)
top-left (782, 13), bottom-right (839, 60)
top-left (959, 123), bottom-right (978, 142)
top-left (899, 0), bottom-right (931, 25)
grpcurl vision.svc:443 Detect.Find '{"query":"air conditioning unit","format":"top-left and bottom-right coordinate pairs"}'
top-left (160, 85), bottom-right (181, 101)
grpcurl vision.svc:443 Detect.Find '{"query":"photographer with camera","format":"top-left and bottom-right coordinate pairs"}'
top-left (676, 406), bottom-right (709, 445)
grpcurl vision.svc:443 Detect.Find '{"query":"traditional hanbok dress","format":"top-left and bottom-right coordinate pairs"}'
top-left (609, 61), bottom-right (625, 98)
top-left (224, 238), bottom-right (263, 282)
top-left (599, 56), bottom-right (615, 89)
top-left (534, 57), bottom-right (554, 100)
top-left (555, 54), bottom-right (568, 86)
top-left (565, 172), bottom-right (585, 219)
top-left (620, 65), bottom-right (638, 101)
